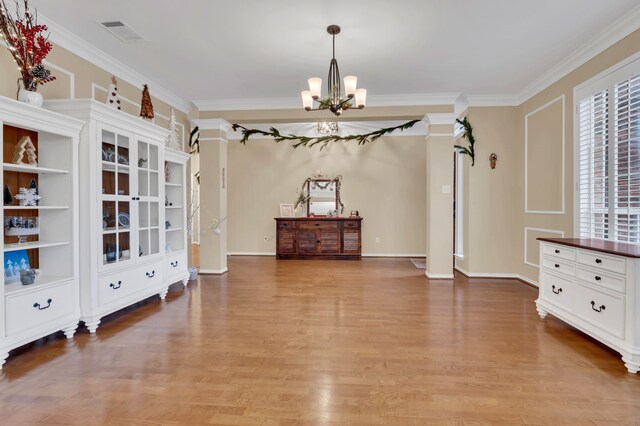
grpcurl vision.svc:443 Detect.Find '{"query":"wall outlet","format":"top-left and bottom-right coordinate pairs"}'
top-left (375, 237), bottom-right (381, 243)
top-left (442, 184), bottom-right (451, 194)
top-left (263, 236), bottom-right (269, 242)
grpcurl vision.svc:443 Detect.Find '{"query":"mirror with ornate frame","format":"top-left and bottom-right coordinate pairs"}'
top-left (307, 178), bottom-right (340, 216)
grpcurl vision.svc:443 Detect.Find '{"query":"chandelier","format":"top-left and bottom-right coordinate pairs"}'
top-left (301, 25), bottom-right (367, 116)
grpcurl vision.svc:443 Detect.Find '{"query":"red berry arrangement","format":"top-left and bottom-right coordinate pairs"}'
top-left (0, 0), bottom-right (56, 91)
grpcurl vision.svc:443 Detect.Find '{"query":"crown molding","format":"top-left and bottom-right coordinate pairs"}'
top-left (516, 3), bottom-right (640, 104)
top-left (421, 113), bottom-right (459, 126)
top-left (191, 118), bottom-right (233, 132)
top-left (466, 94), bottom-right (520, 107)
top-left (225, 120), bottom-right (427, 140)
top-left (40, 15), bottom-right (195, 114)
top-left (194, 93), bottom-right (462, 112)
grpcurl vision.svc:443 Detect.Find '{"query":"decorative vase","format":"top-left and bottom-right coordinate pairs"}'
top-left (20, 268), bottom-right (36, 285)
top-left (17, 89), bottom-right (43, 107)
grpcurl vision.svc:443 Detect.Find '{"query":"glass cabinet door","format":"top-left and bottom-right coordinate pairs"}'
top-left (100, 128), bottom-right (133, 267)
top-left (137, 140), bottom-right (161, 258)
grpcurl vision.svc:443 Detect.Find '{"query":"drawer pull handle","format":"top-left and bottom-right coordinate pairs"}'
top-left (555, 249), bottom-right (560, 254)
top-left (554, 264), bottom-right (560, 268)
top-left (110, 281), bottom-right (122, 289)
top-left (591, 301), bottom-right (606, 312)
top-left (552, 285), bottom-right (562, 295)
top-left (171, 261), bottom-right (178, 267)
top-left (33, 298), bottom-right (52, 310)
top-left (595, 276), bottom-right (602, 281)
top-left (315, 224), bottom-right (320, 227)
top-left (316, 240), bottom-right (321, 243)
top-left (595, 259), bottom-right (602, 264)
top-left (146, 271), bottom-right (155, 278)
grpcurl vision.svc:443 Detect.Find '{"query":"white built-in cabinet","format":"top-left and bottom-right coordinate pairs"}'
top-left (0, 95), bottom-right (83, 368)
top-left (46, 100), bottom-right (189, 333)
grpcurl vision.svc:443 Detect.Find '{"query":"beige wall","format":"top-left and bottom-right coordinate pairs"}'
top-left (0, 43), bottom-right (191, 140)
top-left (227, 135), bottom-right (427, 255)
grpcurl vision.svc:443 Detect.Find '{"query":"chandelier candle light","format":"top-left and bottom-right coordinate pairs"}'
top-left (301, 25), bottom-right (367, 116)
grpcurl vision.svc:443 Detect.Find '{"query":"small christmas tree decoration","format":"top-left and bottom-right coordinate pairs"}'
top-left (30, 177), bottom-right (38, 196)
top-left (166, 108), bottom-right (182, 150)
top-left (139, 84), bottom-right (154, 120)
top-left (106, 76), bottom-right (121, 110)
top-left (12, 136), bottom-right (37, 165)
top-left (4, 185), bottom-right (13, 205)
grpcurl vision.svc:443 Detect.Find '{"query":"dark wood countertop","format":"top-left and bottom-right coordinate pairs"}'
top-left (538, 237), bottom-right (640, 258)
top-left (275, 217), bottom-right (362, 221)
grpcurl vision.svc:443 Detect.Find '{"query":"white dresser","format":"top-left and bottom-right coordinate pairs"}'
top-left (536, 238), bottom-right (640, 373)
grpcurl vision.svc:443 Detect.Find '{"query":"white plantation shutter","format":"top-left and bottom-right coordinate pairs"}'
top-left (577, 57), bottom-right (640, 243)
top-left (614, 75), bottom-right (640, 242)
top-left (578, 90), bottom-right (609, 240)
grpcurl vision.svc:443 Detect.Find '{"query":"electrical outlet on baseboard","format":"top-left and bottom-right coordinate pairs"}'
top-left (375, 237), bottom-right (381, 243)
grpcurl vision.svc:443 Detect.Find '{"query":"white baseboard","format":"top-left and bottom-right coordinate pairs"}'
top-left (425, 270), bottom-right (454, 279)
top-left (199, 267), bottom-right (228, 275)
top-left (454, 266), bottom-right (538, 287)
top-left (362, 253), bottom-right (426, 258)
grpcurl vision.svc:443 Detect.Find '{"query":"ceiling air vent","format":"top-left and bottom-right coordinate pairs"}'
top-left (100, 21), bottom-right (144, 43)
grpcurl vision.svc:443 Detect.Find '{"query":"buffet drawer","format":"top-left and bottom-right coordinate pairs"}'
top-left (6, 280), bottom-right (75, 336)
top-left (577, 250), bottom-right (626, 276)
top-left (541, 256), bottom-right (575, 277)
top-left (297, 221), bottom-right (339, 230)
top-left (343, 220), bottom-right (361, 229)
top-left (576, 266), bottom-right (625, 294)
top-left (99, 262), bottom-right (163, 306)
top-left (166, 251), bottom-right (187, 276)
top-left (277, 221), bottom-right (295, 229)
top-left (540, 272), bottom-right (574, 313)
top-left (541, 243), bottom-right (576, 262)
top-left (575, 283), bottom-right (625, 340)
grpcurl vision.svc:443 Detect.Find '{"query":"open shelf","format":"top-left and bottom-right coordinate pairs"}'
top-left (3, 163), bottom-right (69, 174)
top-left (165, 182), bottom-right (182, 188)
top-left (165, 205), bottom-right (183, 209)
top-left (4, 241), bottom-right (70, 252)
top-left (4, 275), bottom-right (74, 296)
top-left (4, 205), bottom-right (69, 210)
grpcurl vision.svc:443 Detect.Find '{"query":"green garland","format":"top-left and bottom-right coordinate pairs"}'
top-left (454, 117), bottom-right (476, 166)
top-left (232, 119), bottom-right (422, 151)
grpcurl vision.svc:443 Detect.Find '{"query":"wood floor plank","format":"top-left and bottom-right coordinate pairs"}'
top-left (1, 257), bottom-right (639, 424)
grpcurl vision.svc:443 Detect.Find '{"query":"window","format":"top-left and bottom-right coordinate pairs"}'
top-left (577, 55), bottom-right (640, 243)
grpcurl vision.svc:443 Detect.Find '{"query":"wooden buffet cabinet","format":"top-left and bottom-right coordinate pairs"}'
top-left (275, 217), bottom-right (362, 260)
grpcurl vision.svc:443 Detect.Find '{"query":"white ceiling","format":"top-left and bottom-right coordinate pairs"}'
top-left (30, 0), bottom-right (640, 108)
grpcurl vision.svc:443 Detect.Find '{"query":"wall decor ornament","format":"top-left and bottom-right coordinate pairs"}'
top-left (14, 187), bottom-right (40, 206)
top-left (166, 108), bottom-right (182, 150)
top-left (105, 76), bottom-right (121, 110)
top-left (12, 135), bottom-right (36, 165)
top-left (189, 126), bottom-right (200, 154)
top-left (233, 119), bottom-right (421, 151)
top-left (139, 84), bottom-right (154, 119)
top-left (489, 153), bottom-right (498, 169)
top-left (294, 175), bottom-right (344, 214)
top-left (454, 117), bottom-right (476, 166)
top-left (0, 0), bottom-right (56, 105)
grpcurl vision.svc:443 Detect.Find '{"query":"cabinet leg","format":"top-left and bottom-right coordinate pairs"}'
top-left (0, 352), bottom-right (8, 370)
top-left (159, 288), bottom-right (169, 300)
top-left (535, 302), bottom-right (548, 319)
top-left (84, 318), bottom-right (101, 334)
top-left (182, 277), bottom-right (189, 287)
top-left (622, 354), bottom-right (640, 374)
top-left (63, 322), bottom-right (79, 340)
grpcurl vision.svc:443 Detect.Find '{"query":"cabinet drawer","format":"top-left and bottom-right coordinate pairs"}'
top-left (298, 221), bottom-right (338, 230)
top-left (576, 266), bottom-right (625, 294)
top-left (540, 272), bottom-right (573, 313)
top-left (541, 243), bottom-right (576, 262)
top-left (6, 281), bottom-right (75, 336)
top-left (577, 250), bottom-right (626, 276)
top-left (99, 262), bottom-right (163, 306)
top-left (277, 221), bottom-right (295, 229)
top-left (575, 283), bottom-right (625, 340)
top-left (343, 220), bottom-right (361, 230)
top-left (166, 252), bottom-right (187, 276)
top-left (541, 256), bottom-right (575, 277)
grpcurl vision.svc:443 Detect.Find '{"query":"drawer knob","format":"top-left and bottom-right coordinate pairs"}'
top-left (552, 285), bottom-right (562, 295)
top-left (146, 271), bottom-right (155, 278)
top-left (595, 276), bottom-right (602, 281)
top-left (33, 298), bottom-right (52, 310)
top-left (110, 281), bottom-right (122, 289)
top-left (171, 261), bottom-right (178, 267)
top-left (595, 259), bottom-right (602, 264)
top-left (554, 264), bottom-right (560, 268)
top-left (316, 240), bottom-right (321, 243)
top-left (590, 301), bottom-right (606, 313)
top-left (555, 249), bottom-right (560, 254)
top-left (315, 224), bottom-right (320, 227)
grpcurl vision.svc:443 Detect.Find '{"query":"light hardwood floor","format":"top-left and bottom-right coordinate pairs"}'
top-left (1, 257), bottom-right (639, 424)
